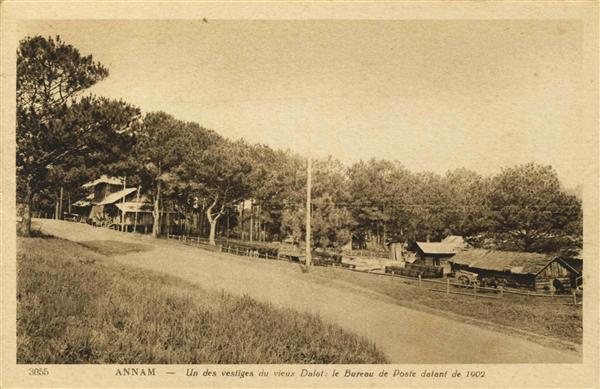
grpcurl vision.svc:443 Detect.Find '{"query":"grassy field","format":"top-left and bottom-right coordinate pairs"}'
top-left (308, 266), bottom-right (582, 345)
top-left (17, 236), bottom-right (387, 364)
top-left (76, 240), bottom-right (153, 256)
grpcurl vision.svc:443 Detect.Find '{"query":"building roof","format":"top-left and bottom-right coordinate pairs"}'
top-left (82, 175), bottom-right (123, 188)
top-left (562, 257), bottom-right (583, 273)
top-left (415, 242), bottom-right (457, 255)
top-left (72, 199), bottom-right (92, 207)
top-left (450, 249), bottom-right (578, 276)
top-left (97, 187), bottom-right (137, 205)
top-left (115, 202), bottom-right (153, 213)
top-left (73, 193), bottom-right (94, 207)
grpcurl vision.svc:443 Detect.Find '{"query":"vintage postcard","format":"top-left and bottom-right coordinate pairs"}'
top-left (1, 1), bottom-right (598, 388)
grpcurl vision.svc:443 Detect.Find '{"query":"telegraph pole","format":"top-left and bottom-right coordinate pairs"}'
top-left (121, 175), bottom-right (126, 232)
top-left (305, 156), bottom-right (312, 268)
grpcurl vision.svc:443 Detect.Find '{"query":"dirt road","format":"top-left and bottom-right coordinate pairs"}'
top-left (34, 219), bottom-right (580, 363)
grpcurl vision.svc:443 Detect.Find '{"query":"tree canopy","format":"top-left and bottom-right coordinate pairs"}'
top-left (16, 35), bottom-right (583, 256)
top-left (17, 35), bottom-right (139, 235)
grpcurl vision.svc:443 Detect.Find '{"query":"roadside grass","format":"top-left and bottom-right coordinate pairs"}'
top-left (308, 267), bottom-right (582, 345)
top-left (17, 237), bottom-right (387, 364)
top-left (77, 240), bottom-right (152, 256)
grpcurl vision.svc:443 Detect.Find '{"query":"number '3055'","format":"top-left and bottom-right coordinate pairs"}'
top-left (28, 368), bottom-right (49, 376)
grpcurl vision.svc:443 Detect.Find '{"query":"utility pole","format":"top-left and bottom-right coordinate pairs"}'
top-left (305, 156), bottom-right (312, 268)
top-left (121, 175), bottom-right (126, 232)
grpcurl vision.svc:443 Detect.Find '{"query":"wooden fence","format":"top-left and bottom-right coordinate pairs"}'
top-left (342, 248), bottom-right (389, 259)
top-left (165, 233), bottom-right (582, 306)
top-left (359, 269), bottom-right (580, 305)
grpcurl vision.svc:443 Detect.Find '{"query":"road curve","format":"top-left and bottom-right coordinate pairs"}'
top-left (34, 219), bottom-right (581, 364)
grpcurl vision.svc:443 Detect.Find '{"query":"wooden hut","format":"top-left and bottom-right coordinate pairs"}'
top-left (450, 249), bottom-right (580, 293)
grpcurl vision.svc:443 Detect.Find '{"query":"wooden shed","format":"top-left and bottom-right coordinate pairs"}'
top-left (450, 249), bottom-right (580, 293)
top-left (414, 242), bottom-right (457, 274)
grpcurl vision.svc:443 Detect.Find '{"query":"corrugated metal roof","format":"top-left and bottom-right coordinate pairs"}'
top-left (97, 188), bottom-right (137, 205)
top-left (415, 242), bottom-right (457, 255)
top-left (450, 249), bottom-right (557, 275)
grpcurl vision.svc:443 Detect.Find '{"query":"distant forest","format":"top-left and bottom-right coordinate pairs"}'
top-left (16, 35), bottom-right (582, 255)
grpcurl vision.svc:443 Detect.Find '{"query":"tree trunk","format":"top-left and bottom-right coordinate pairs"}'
top-left (256, 203), bottom-right (260, 242)
top-left (152, 180), bottom-right (162, 238)
top-left (206, 198), bottom-right (222, 245)
top-left (207, 212), bottom-right (222, 246)
top-left (226, 212), bottom-right (230, 238)
top-left (208, 218), bottom-right (218, 245)
top-left (54, 191), bottom-right (59, 220)
top-left (239, 205), bottom-right (244, 240)
top-left (59, 186), bottom-right (64, 220)
top-left (523, 233), bottom-right (533, 252)
top-left (19, 179), bottom-right (33, 237)
top-left (164, 200), bottom-right (170, 234)
top-left (249, 202), bottom-right (254, 242)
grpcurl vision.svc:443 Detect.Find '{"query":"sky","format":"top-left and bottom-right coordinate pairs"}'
top-left (19, 19), bottom-right (585, 188)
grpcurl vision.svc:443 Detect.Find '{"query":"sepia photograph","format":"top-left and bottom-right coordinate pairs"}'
top-left (1, 1), bottom-right (599, 388)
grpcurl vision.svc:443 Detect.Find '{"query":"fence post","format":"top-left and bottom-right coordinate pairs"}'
top-left (167, 233), bottom-right (170, 240)
top-left (572, 290), bottom-right (577, 305)
top-left (197, 236), bottom-right (200, 244)
top-left (218, 244), bottom-right (222, 253)
top-left (446, 277), bottom-right (450, 294)
top-left (418, 274), bottom-right (422, 288)
top-left (499, 285), bottom-right (503, 297)
top-left (473, 283), bottom-right (477, 296)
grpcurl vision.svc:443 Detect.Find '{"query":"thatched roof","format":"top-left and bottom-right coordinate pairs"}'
top-left (450, 249), bottom-right (577, 275)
